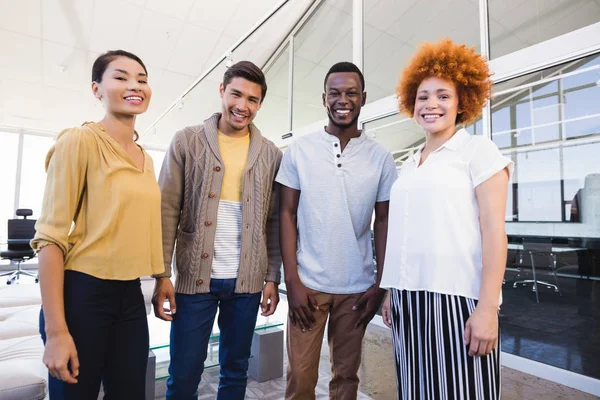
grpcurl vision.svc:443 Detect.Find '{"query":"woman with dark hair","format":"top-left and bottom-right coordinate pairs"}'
top-left (32, 49), bottom-right (164, 399)
top-left (380, 39), bottom-right (513, 399)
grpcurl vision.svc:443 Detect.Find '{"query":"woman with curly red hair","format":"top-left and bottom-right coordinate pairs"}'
top-left (380, 39), bottom-right (513, 399)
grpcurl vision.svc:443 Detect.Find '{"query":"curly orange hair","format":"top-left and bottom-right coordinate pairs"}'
top-left (396, 39), bottom-right (492, 125)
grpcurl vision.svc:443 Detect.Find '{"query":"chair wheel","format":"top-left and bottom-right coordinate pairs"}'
top-left (6, 280), bottom-right (12, 285)
top-left (35, 278), bottom-right (39, 283)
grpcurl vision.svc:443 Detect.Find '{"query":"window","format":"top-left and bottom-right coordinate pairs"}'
top-left (18, 135), bottom-right (55, 219)
top-left (145, 149), bottom-right (166, 180)
top-left (491, 54), bottom-right (600, 222)
top-left (489, 0), bottom-right (600, 59)
top-left (0, 132), bottom-right (20, 244)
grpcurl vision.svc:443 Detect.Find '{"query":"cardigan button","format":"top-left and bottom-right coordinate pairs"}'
top-left (214, 166), bottom-right (221, 172)
top-left (205, 221), bottom-right (212, 227)
top-left (209, 192), bottom-right (216, 198)
top-left (196, 279), bottom-right (203, 285)
top-left (202, 252), bottom-right (209, 259)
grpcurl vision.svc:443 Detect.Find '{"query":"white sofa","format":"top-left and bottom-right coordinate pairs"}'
top-left (0, 279), bottom-right (156, 400)
top-left (0, 284), bottom-right (46, 400)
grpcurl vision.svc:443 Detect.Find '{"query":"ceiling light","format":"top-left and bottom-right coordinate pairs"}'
top-left (225, 52), bottom-right (234, 68)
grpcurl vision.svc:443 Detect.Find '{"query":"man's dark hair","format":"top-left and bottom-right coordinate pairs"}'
top-left (223, 61), bottom-right (268, 102)
top-left (92, 50), bottom-right (147, 83)
top-left (323, 62), bottom-right (365, 92)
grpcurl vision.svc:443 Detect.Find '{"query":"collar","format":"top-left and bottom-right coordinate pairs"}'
top-left (409, 128), bottom-right (469, 163)
top-left (203, 112), bottom-right (263, 168)
top-left (318, 127), bottom-right (368, 145)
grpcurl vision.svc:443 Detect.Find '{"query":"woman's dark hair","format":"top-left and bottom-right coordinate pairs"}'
top-left (92, 50), bottom-right (148, 141)
top-left (223, 61), bottom-right (267, 102)
top-left (92, 49), bottom-right (148, 83)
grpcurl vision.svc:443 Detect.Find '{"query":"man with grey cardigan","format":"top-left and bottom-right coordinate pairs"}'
top-left (151, 61), bottom-right (282, 400)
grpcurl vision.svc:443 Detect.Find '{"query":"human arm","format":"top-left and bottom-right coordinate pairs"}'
top-left (262, 152), bottom-right (283, 315)
top-left (280, 185), bottom-right (318, 330)
top-left (152, 131), bottom-right (187, 320)
top-left (32, 128), bottom-right (89, 383)
top-left (464, 168), bottom-right (510, 356)
top-left (353, 201), bottom-right (389, 328)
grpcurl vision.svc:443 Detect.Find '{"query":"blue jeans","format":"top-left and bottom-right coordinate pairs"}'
top-left (166, 278), bottom-right (261, 400)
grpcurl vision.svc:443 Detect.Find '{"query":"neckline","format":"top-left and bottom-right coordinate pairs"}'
top-left (86, 122), bottom-right (146, 172)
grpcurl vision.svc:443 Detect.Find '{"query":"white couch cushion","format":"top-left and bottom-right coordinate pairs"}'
top-left (0, 305), bottom-right (40, 339)
top-left (0, 284), bottom-right (41, 308)
top-left (0, 335), bottom-right (46, 400)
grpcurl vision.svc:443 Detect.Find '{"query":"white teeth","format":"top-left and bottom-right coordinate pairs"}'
top-left (232, 111), bottom-right (245, 118)
top-left (423, 114), bottom-right (440, 120)
top-left (336, 110), bottom-right (350, 115)
top-left (125, 96), bottom-right (142, 101)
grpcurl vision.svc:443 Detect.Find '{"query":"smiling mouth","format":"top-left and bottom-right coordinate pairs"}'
top-left (334, 109), bottom-right (351, 117)
top-left (231, 111), bottom-right (247, 119)
top-left (422, 114), bottom-right (442, 121)
top-left (124, 96), bottom-right (143, 104)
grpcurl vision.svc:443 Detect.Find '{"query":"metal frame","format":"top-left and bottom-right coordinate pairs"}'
top-left (288, 37), bottom-right (295, 132)
top-left (479, 0), bottom-right (491, 139)
top-left (352, 0), bottom-right (364, 71)
top-left (12, 134), bottom-right (24, 217)
top-left (261, 0), bottom-right (325, 134)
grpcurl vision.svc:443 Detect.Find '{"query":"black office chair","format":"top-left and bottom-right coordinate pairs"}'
top-left (513, 237), bottom-right (561, 303)
top-left (0, 209), bottom-right (38, 284)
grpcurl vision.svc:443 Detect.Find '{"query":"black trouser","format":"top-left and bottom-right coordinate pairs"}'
top-left (40, 270), bottom-right (149, 400)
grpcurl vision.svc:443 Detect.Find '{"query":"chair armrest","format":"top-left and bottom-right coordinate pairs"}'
top-left (7, 239), bottom-right (32, 246)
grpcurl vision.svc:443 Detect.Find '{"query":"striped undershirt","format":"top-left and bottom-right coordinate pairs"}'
top-left (212, 200), bottom-right (243, 278)
top-left (211, 130), bottom-right (249, 279)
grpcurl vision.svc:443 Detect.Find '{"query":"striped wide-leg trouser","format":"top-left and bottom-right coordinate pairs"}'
top-left (389, 289), bottom-right (501, 400)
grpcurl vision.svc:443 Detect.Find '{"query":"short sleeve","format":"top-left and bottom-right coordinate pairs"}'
top-left (469, 137), bottom-right (514, 188)
top-left (30, 128), bottom-right (89, 254)
top-left (377, 152), bottom-right (398, 202)
top-left (275, 143), bottom-right (300, 190)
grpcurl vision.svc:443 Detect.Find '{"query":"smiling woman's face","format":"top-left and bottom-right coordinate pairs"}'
top-left (92, 56), bottom-right (151, 117)
top-left (413, 76), bottom-right (459, 136)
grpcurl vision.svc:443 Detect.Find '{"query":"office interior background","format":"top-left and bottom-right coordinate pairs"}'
top-left (0, 0), bottom-right (599, 397)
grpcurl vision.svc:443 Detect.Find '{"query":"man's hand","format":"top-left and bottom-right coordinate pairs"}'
top-left (464, 304), bottom-right (498, 357)
top-left (286, 279), bottom-right (319, 332)
top-left (353, 286), bottom-right (386, 329)
top-left (381, 290), bottom-right (392, 328)
top-left (43, 331), bottom-right (79, 384)
top-left (261, 282), bottom-right (280, 316)
top-left (152, 277), bottom-right (177, 321)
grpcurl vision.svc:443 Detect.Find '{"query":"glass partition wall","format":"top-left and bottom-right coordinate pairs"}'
top-left (264, 0), bottom-right (600, 389)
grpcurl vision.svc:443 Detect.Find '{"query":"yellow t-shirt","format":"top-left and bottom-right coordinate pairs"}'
top-left (31, 122), bottom-right (164, 280)
top-left (212, 131), bottom-right (250, 278)
top-left (218, 131), bottom-right (250, 201)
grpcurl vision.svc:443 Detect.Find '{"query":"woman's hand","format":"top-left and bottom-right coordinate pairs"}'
top-left (381, 291), bottom-right (392, 328)
top-left (464, 305), bottom-right (498, 357)
top-left (43, 331), bottom-right (80, 384)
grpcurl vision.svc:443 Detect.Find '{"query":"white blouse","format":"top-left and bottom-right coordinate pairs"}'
top-left (380, 129), bottom-right (514, 301)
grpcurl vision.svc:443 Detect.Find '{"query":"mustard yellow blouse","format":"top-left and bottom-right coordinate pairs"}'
top-left (31, 122), bottom-right (165, 280)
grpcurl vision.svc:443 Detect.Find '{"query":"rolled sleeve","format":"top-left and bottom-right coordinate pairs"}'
top-left (30, 128), bottom-right (89, 255)
top-left (470, 137), bottom-right (514, 188)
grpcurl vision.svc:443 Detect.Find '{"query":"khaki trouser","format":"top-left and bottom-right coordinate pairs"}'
top-left (285, 290), bottom-right (367, 400)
